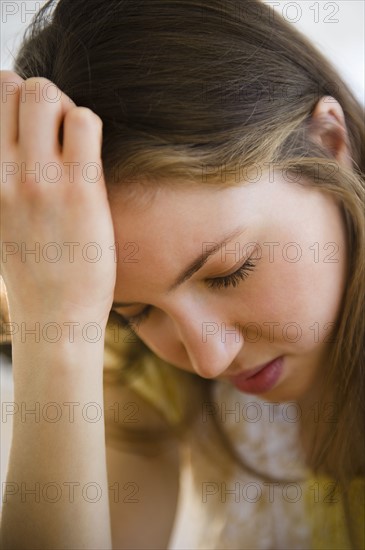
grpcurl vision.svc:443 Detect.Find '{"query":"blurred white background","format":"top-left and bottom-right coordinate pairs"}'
top-left (0, 0), bottom-right (364, 512)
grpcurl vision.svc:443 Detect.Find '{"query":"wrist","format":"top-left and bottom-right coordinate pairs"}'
top-left (10, 334), bottom-right (106, 385)
top-left (6, 317), bottom-right (106, 347)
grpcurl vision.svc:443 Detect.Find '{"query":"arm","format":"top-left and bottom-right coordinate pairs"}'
top-left (0, 71), bottom-right (118, 549)
top-left (0, 332), bottom-right (112, 549)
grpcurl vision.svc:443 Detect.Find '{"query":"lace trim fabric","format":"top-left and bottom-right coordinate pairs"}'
top-left (168, 380), bottom-right (364, 549)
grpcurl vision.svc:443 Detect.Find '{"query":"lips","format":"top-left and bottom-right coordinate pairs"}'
top-left (227, 358), bottom-right (279, 380)
top-left (226, 356), bottom-right (284, 394)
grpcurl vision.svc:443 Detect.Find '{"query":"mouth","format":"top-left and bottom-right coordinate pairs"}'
top-left (225, 356), bottom-right (284, 394)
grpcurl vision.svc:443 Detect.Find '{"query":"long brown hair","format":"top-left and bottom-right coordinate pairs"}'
top-left (7, 0), bottom-right (365, 544)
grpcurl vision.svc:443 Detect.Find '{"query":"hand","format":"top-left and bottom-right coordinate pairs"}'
top-left (1, 72), bottom-right (117, 327)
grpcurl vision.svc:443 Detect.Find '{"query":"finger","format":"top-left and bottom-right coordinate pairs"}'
top-left (0, 70), bottom-right (24, 145)
top-left (18, 77), bottom-right (76, 158)
top-left (62, 107), bottom-right (104, 185)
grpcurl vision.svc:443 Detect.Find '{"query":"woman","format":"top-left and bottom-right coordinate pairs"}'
top-left (0, 1), bottom-right (364, 548)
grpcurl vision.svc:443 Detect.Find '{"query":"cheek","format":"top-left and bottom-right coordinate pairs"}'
top-left (234, 249), bottom-right (346, 350)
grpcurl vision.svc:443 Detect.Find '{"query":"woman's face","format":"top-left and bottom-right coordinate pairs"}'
top-left (108, 171), bottom-right (347, 402)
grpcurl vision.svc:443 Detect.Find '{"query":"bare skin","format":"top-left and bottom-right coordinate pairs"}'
top-left (0, 72), bottom-right (115, 549)
top-left (109, 174), bottom-right (348, 406)
top-left (0, 68), bottom-right (353, 549)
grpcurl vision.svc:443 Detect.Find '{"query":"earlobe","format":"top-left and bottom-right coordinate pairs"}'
top-left (309, 96), bottom-right (353, 170)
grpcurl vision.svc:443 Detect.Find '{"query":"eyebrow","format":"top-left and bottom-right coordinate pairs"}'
top-left (112, 224), bottom-right (247, 308)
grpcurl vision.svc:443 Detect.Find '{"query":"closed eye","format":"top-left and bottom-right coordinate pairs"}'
top-left (112, 305), bottom-right (152, 331)
top-left (205, 257), bottom-right (257, 289)
top-left (112, 257), bottom-right (258, 330)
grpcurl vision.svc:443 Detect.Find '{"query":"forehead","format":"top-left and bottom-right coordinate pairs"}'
top-left (107, 182), bottom-right (258, 301)
top-left (106, 169), bottom-right (313, 253)
top-left (108, 181), bottom-right (254, 249)
top-left (106, 175), bottom-right (342, 303)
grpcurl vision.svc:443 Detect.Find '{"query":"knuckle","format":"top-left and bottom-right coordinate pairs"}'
top-left (20, 77), bottom-right (62, 106)
top-left (23, 76), bottom-right (53, 87)
top-left (68, 106), bottom-right (102, 126)
top-left (0, 71), bottom-right (24, 101)
top-left (0, 70), bottom-right (24, 85)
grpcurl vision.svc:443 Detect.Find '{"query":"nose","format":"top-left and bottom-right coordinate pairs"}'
top-left (172, 310), bottom-right (244, 379)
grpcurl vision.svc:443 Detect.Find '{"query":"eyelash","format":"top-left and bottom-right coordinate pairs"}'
top-left (114, 257), bottom-right (257, 330)
top-left (115, 306), bottom-right (152, 331)
top-left (205, 257), bottom-right (257, 290)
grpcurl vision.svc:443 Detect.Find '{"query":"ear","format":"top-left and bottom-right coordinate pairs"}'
top-left (309, 96), bottom-right (353, 170)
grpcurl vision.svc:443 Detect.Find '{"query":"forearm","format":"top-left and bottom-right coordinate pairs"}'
top-left (0, 329), bottom-right (112, 549)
